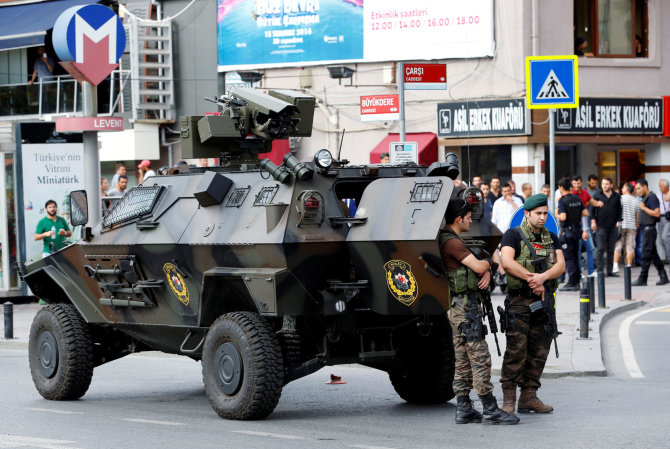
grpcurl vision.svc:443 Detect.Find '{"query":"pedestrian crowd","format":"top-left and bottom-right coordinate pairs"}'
top-left (464, 173), bottom-right (670, 291)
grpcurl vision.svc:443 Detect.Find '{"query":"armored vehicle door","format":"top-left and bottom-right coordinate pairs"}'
top-left (346, 177), bottom-right (453, 315)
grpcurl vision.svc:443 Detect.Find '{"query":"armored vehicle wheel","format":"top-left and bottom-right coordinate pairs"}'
top-left (28, 304), bottom-right (94, 400)
top-left (389, 317), bottom-right (455, 404)
top-left (202, 312), bottom-right (284, 420)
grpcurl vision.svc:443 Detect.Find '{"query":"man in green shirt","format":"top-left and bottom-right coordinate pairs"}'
top-left (34, 199), bottom-right (71, 257)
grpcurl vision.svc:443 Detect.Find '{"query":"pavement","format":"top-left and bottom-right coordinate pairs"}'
top-left (2, 266), bottom-right (670, 378)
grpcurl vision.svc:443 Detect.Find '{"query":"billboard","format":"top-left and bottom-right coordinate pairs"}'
top-left (217, 0), bottom-right (494, 71)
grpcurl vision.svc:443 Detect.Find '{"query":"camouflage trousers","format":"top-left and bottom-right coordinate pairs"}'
top-left (500, 294), bottom-right (551, 389)
top-left (448, 296), bottom-right (493, 396)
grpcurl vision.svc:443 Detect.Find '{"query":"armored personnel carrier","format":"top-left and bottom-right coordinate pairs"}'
top-left (19, 88), bottom-right (501, 420)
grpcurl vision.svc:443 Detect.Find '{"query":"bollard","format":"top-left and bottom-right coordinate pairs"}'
top-left (597, 270), bottom-right (606, 308)
top-left (588, 275), bottom-right (596, 315)
top-left (624, 265), bottom-right (632, 300)
top-left (579, 281), bottom-right (589, 339)
top-left (3, 301), bottom-right (13, 340)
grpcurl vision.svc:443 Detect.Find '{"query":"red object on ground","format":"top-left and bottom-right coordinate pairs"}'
top-left (326, 373), bottom-right (346, 385)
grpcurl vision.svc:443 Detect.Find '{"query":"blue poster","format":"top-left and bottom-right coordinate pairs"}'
top-left (217, 0), bottom-right (364, 70)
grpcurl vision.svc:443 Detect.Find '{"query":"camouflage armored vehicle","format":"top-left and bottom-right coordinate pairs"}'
top-left (19, 88), bottom-right (501, 420)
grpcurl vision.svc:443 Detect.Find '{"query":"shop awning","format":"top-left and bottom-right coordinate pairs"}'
top-left (0, 0), bottom-right (98, 51)
top-left (369, 132), bottom-right (438, 165)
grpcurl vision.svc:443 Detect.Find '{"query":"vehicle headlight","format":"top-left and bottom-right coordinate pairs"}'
top-left (314, 149), bottom-right (333, 169)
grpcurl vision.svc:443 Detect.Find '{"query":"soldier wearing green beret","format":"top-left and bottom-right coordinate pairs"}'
top-left (498, 194), bottom-right (565, 415)
top-left (440, 199), bottom-right (519, 425)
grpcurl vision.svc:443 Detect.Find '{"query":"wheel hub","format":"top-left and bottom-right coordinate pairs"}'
top-left (214, 342), bottom-right (243, 395)
top-left (37, 330), bottom-right (58, 378)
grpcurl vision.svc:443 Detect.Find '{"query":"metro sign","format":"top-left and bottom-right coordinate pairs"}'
top-left (360, 95), bottom-right (400, 122)
top-left (53, 5), bottom-right (126, 86)
top-left (404, 64), bottom-right (447, 90)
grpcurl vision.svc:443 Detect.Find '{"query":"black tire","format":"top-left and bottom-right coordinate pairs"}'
top-left (202, 312), bottom-right (284, 420)
top-left (28, 304), bottom-right (94, 400)
top-left (389, 316), bottom-right (455, 404)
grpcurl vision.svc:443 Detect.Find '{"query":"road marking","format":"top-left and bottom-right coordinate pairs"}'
top-left (351, 445), bottom-right (399, 449)
top-left (619, 304), bottom-right (670, 378)
top-left (635, 321), bottom-right (670, 325)
top-left (0, 435), bottom-right (82, 449)
top-left (659, 308), bottom-right (670, 312)
top-left (26, 408), bottom-right (84, 415)
top-left (121, 418), bottom-right (184, 426)
top-left (231, 430), bottom-right (306, 440)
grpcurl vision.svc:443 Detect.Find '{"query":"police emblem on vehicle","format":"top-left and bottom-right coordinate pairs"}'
top-left (384, 260), bottom-right (418, 306)
top-left (163, 262), bottom-right (189, 305)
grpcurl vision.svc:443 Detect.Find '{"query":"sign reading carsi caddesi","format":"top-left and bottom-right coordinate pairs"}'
top-left (360, 94), bottom-right (400, 122)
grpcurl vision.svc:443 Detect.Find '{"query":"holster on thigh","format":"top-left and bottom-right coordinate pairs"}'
top-left (458, 309), bottom-right (487, 343)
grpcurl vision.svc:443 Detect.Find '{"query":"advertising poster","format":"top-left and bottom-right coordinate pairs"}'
top-left (217, 0), bottom-right (494, 71)
top-left (218, 0), bottom-right (365, 70)
top-left (21, 143), bottom-right (85, 261)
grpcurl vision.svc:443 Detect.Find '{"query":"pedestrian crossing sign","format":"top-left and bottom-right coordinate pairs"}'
top-left (526, 55), bottom-right (579, 109)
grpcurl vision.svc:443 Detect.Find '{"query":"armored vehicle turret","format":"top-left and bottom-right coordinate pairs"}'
top-left (20, 88), bottom-right (502, 420)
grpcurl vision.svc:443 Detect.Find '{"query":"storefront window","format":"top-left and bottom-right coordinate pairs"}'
top-left (460, 146), bottom-right (512, 185)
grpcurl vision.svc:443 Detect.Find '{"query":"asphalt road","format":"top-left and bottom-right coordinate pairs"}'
top-left (1, 337), bottom-right (669, 449)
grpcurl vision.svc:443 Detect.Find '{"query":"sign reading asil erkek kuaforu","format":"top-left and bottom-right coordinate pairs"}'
top-left (52, 4), bottom-right (126, 86)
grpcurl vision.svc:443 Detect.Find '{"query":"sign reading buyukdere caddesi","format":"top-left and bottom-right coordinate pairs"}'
top-left (55, 117), bottom-right (125, 132)
top-left (404, 64), bottom-right (447, 90)
top-left (360, 94), bottom-right (400, 121)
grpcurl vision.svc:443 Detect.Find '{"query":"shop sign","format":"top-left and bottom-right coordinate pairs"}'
top-left (437, 99), bottom-right (528, 138)
top-left (554, 98), bottom-right (663, 134)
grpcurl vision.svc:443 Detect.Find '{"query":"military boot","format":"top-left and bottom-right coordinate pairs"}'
top-left (479, 393), bottom-right (520, 425)
top-left (455, 395), bottom-right (483, 424)
top-left (517, 388), bottom-right (553, 413)
top-left (501, 383), bottom-right (516, 414)
top-left (656, 271), bottom-right (669, 286)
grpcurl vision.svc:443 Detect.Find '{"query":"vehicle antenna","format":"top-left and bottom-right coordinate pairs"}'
top-left (337, 129), bottom-right (346, 161)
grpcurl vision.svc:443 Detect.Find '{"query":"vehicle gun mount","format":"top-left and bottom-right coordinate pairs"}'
top-left (179, 88), bottom-right (316, 165)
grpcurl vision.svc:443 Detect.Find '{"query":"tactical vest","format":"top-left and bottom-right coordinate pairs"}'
top-left (439, 232), bottom-right (480, 298)
top-left (639, 193), bottom-right (659, 226)
top-left (507, 221), bottom-right (558, 291)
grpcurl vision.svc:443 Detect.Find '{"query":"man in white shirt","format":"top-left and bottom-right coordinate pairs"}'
top-left (491, 183), bottom-right (523, 279)
top-left (492, 183), bottom-right (524, 233)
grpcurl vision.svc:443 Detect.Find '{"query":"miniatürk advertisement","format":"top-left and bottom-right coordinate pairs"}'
top-left (21, 143), bottom-right (84, 261)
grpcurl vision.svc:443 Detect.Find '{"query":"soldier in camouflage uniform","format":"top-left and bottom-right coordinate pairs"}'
top-left (440, 199), bottom-right (519, 425)
top-left (499, 194), bottom-right (565, 414)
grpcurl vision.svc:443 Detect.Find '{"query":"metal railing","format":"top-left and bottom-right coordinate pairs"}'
top-left (0, 70), bottom-right (130, 118)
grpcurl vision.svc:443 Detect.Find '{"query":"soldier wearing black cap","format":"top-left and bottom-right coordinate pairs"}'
top-left (499, 194), bottom-right (565, 415)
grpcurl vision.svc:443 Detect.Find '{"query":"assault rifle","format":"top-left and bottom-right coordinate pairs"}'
top-left (480, 287), bottom-right (501, 356)
top-left (528, 257), bottom-right (561, 358)
top-left (466, 239), bottom-right (501, 356)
